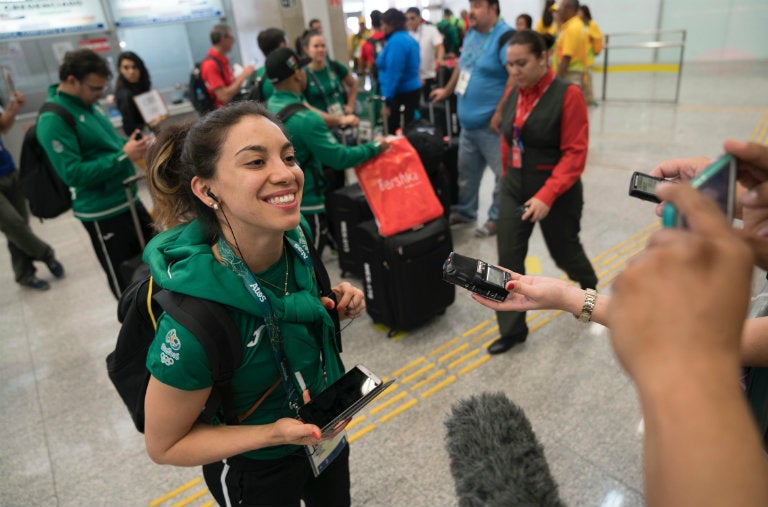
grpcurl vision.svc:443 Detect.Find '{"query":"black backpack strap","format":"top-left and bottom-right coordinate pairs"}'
top-left (38, 102), bottom-right (76, 130)
top-left (276, 102), bottom-right (308, 123)
top-left (298, 221), bottom-right (342, 352)
top-left (153, 290), bottom-right (243, 425)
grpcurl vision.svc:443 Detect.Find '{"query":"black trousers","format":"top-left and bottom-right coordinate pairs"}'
top-left (203, 444), bottom-right (350, 507)
top-left (80, 201), bottom-right (153, 298)
top-left (386, 88), bottom-right (421, 134)
top-left (496, 171), bottom-right (597, 339)
top-left (304, 211), bottom-right (336, 258)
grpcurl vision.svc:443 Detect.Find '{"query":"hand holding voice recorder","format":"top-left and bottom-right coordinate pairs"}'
top-left (628, 172), bottom-right (666, 203)
top-left (442, 251), bottom-right (511, 302)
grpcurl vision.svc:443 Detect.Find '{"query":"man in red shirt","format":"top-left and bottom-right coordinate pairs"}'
top-left (201, 24), bottom-right (255, 109)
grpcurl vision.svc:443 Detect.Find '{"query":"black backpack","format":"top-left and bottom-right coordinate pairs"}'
top-left (18, 102), bottom-right (75, 220)
top-left (189, 57), bottom-right (225, 115)
top-left (107, 275), bottom-right (243, 432)
top-left (245, 73), bottom-right (267, 103)
top-left (106, 223), bottom-right (341, 433)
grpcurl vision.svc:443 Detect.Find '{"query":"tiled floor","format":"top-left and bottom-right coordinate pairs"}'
top-left (2, 60), bottom-right (767, 507)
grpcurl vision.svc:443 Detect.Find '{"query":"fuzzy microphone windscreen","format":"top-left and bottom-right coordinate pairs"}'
top-left (444, 392), bottom-right (567, 507)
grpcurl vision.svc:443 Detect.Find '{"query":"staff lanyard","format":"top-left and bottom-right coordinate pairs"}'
top-left (512, 82), bottom-right (552, 153)
top-left (307, 66), bottom-right (342, 111)
top-left (460, 21), bottom-right (498, 71)
top-left (217, 232), bottom-right (315, 414)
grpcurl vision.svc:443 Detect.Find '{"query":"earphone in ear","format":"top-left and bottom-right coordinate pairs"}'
top-left (206, 189), bottom-right (219, 202)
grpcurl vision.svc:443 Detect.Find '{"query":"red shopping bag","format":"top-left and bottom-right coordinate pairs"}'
top-left (355, 137), bottom-right (444, 236)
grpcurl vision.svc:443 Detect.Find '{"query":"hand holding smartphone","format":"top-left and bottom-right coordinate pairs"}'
top-left (298, 365), bottom-right (394, 436)
top-left (662, 154), bottom-right (737, 228)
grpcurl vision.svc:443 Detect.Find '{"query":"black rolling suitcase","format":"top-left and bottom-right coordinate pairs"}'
top-left (404, 124), bottom-right (451, 219)
top-left (325, 183), bottom-right (374, 277)
top-left (355, 217), bottom-right (455, 336)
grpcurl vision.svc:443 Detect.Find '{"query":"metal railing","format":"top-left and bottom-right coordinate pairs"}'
top-left (601, 29), bottom-right (686, 103)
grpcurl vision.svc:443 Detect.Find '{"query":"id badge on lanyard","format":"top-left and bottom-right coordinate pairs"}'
top-left (511, 125), bottom-right (523, 169)
top-left (455, 70), bottom-right (471, 96)
top-left (327, 102), bottom-right (344, 117)
top-left (305, 431), bottom-right (347, 476)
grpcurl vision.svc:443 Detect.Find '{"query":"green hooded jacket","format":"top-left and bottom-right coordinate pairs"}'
top-left (37, 84), bottom-right (139, 222)
top-left (267, 89), bottom-right (380, 214)
top-left (144, 218), bottom-right (344, 460)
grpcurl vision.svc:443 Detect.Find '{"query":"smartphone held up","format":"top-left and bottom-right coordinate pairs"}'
top-left (662, 154), bottom-right (737, 228)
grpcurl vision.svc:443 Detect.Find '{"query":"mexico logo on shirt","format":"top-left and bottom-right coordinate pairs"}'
top-left (160, 328), bottom-right (181, 366)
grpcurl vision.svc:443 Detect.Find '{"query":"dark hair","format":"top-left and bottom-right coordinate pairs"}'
top-left (542, 0), bottom-right (555, 27)
top-left (406, 7), bottom-right (421, 17)
top-left (210, 23), bottom-right (231, 45)
top-left (516, 14), bottom-right (533, 29)
top-left (58, 49), bottom-right (111, 82)
top-left (381, 8), bottom-right (406, 32)
top-left (308, 18), bottom-right (321, 29)
top-left (301, 29), bottom-right (323, 50)
top-left (541, 33), bottom-right (555, 50)
top-left (563, 0), bottom-right (581, 14)
top-left (258, 28), bottom-right (286, 57)
top-left (443, 8), bottom-right (453, 16)
top-left (370, 10), bottom-right (382, 29)
top-left (148, 101), bottom-right (285, 238)
top-left (508, 30), bottom-right (549, 59)
top-left (579, 5), bottom-right (592, 22)
top-left (115, 51), bottom-right (151, 93)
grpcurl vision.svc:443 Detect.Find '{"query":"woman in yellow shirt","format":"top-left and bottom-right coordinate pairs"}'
top-left (579, 5), bottom-right (603, 106)
top-left (534, 0), bottom-right (559, 36)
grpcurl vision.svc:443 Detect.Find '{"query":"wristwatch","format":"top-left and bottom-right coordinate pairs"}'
top-left (575, 288), bottom-right (597, 323)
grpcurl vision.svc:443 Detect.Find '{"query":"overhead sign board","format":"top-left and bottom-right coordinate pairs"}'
top-left (109, 0), bottom-right (223, 27)
top-left (0, 0), bottom-right (107, 40)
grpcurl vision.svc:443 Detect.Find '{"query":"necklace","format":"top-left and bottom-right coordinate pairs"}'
top-left (255, 243), bottom-right (290, 296)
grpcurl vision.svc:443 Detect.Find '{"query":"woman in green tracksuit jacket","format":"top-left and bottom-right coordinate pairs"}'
top-left (142, 101), bottom-right (365, 506)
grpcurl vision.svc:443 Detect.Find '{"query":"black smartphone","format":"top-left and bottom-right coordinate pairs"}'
top-left (442, 251), bottom-right (511, 302)
top-left (662, 154), bottom-right (737, 228)
top-left (629, 171), bottom-right (665, 203)
top-left (298, 365), bottom-right (394, 435)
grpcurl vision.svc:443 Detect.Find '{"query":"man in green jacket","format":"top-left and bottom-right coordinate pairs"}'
top-left (265, 47), bottom-right (388, 255)
top-left (37, 49), bottom-right (151, 298)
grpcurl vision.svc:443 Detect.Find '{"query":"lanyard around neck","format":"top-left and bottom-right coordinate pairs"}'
top-left (216, 232), bottom-right (313, 413)
top-left (461, 21), bottom-right (499, 70)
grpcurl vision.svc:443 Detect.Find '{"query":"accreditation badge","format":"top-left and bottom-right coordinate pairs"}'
top-left (455, 70), bottom-right (471, 96)
top-left (327, 102), bottom-right (344, 117)
top-left (305, 431), bottom-right (347, 477)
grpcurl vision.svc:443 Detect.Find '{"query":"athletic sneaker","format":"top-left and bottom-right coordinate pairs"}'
top-left (475, 221), bottom-right (497, 237)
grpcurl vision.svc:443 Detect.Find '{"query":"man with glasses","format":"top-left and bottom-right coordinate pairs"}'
top-left (37, 49), bottom-right (152, 298)
top-left (405, 7), bottom-right (444, 103)
top-left (201, 23), bottom-right (255, 109)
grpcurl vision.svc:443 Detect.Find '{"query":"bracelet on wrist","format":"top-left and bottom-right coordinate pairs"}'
top-left (575, 288), bottom-right (597, 323)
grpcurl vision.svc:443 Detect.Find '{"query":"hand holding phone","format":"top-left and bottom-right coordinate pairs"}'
top-left (298, 365), bottom-right (394, 436)
top-left (662, 154), bottom-right (737, 228)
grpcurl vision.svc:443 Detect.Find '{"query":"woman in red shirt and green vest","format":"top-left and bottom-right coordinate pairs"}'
top-left (489, 30), bottom-right (597, 355)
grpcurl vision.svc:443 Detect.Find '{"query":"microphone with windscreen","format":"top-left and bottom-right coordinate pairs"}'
top-left (444, 392), bottom-right (566, 507)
